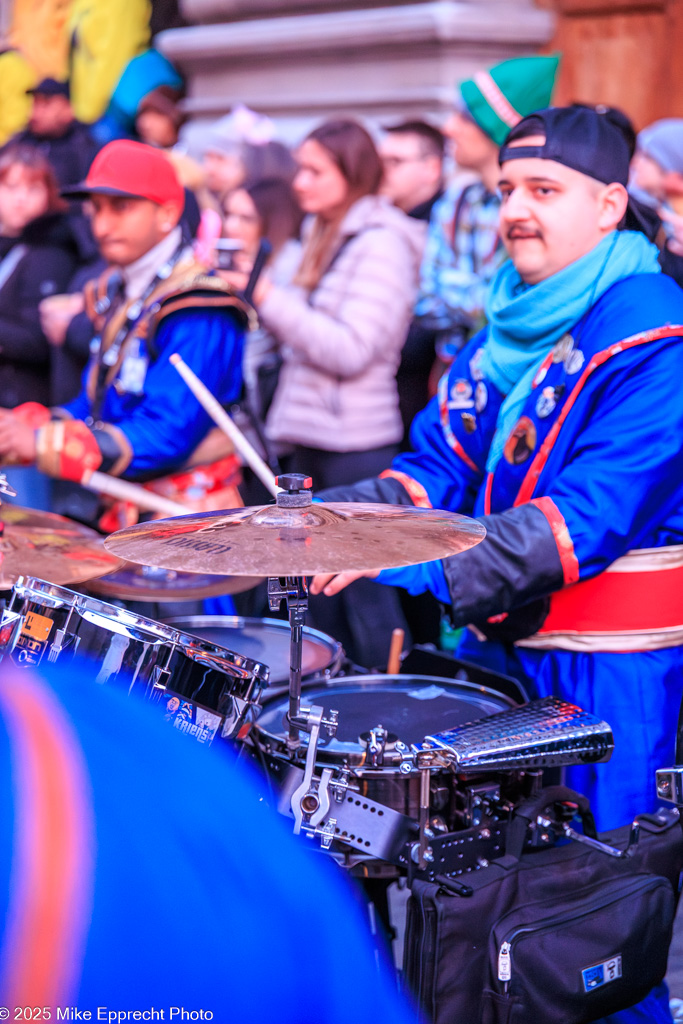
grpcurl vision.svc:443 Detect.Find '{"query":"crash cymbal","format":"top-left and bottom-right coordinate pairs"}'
top-left (0, 503), bottom-right (123, 588)
top-left (103, 501), bottom-right (486, 578)
top-left (87, 559), bottom-right (262, 603)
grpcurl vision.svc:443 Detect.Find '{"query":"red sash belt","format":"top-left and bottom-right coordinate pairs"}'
top-left (517, 546), bottom-right (683, 653)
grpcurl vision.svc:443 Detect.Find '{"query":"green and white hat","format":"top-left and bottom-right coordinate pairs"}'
top-left (459, 54), bottom-right (561, 147)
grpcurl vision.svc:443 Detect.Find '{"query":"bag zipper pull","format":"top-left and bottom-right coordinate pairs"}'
top-left (498, 941), bottom-right (512, 987)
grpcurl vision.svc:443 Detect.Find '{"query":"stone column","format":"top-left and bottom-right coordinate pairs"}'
top-left (158, 0), bottom-right (556, 141)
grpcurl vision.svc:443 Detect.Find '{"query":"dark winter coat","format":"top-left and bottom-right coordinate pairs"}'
top-left (0, 213), bottom-right (78, 408)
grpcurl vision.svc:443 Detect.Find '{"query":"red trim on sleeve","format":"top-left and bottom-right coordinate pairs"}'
top-left (483, 472), bottom-right (494, 515)
top-left (437, 375), bottom-right (480, 473)
top-left (379, 469), bottom-right (433, 508)
top-left (514, 325), bottom-right (683, 507)
top-left (529, 496), bottom-right (580, 585)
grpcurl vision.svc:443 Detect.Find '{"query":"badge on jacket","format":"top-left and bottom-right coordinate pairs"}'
top-left (503, 416), bottom-right (537, 465)
top-left (449, 379), bottom-right (474, 409)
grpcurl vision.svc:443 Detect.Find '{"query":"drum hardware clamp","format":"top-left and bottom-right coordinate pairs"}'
top-left (657, 766), bottom-right (683, 806)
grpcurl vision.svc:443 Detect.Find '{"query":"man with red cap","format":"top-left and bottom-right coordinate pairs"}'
top-left (0, 140), bottom-right (250, 526)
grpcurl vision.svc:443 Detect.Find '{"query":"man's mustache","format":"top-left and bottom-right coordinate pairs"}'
top-left (506, 226), bottom-right (543, 241)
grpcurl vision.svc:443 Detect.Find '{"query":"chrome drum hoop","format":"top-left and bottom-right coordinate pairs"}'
top-left (0, 577), bottom-right (269, 741)
top-left (163, 615), bottom-right (344, 689)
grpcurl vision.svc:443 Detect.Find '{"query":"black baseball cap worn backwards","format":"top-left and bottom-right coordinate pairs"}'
top-left (498, 105), bottom-right (632, 187)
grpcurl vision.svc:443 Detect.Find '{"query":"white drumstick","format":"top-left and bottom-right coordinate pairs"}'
top-left (170, 353), bottom-right (281, 497)
top-left (82, 469), bottom-right (189, 517)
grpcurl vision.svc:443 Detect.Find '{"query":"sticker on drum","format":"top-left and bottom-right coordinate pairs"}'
top-left (163, 616), bottom-right (343, 688)
top-left (0, 577), bottom-right (269, 744)
top-left (158, 694), bottom-right (222, 745)
top-left (12, 610), bottom-right (54, 666)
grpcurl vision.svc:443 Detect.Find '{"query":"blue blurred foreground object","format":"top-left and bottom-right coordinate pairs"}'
top-left (0, 658), bottom-right (413, 1019)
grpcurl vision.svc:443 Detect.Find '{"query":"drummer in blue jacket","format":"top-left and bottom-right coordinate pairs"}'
top-left (314, 106), bottom-right (683, 1022)
top-left (0, 140), bottom-right (249, 528)
top-left (314, 105), bottom-right (683, 832)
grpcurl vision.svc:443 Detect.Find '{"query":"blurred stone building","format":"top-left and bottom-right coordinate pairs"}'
top-left (157, 0), bottom-right (682, 142)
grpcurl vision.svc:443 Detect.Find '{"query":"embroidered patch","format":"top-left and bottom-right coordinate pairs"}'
top-left (503, 416), bottom-right (537, 465)
top-left (474, 381), bottom-right (488, 413)
top-left (553, 333), bottom-right (574, 364)
top-left (449, 378), bottom-right (474, 409)
top-left (565, 349), bottom-right (585, 375)
top-left (469, 347), bottom-right (485, 381)
top-left (536, 385), bottom-right (557, 419)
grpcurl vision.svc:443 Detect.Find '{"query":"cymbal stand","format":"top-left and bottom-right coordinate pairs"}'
top-left (266, 474), bottom-right (340, 839)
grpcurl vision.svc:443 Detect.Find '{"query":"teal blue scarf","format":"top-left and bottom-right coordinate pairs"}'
top-left (480, 230), bottom-right (661, 471)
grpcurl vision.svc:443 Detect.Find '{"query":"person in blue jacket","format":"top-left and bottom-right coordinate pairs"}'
top-left (0, 139), bottom-right (249, 526)
top-left (0, 657), bottom-right (413, 1018)
top-left (314, 104), bottom-right (683, 838)
top-left (313, 104), bottom-right (683, 1023)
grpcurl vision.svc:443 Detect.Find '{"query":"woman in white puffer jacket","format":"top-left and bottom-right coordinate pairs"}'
top-left (252, 119), bottom-right (425, 491)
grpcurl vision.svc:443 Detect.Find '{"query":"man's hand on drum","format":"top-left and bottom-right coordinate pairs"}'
top-left (0, 410), bottom-right (37, 464)
top-left (310, 569), bottom-right (379, 596)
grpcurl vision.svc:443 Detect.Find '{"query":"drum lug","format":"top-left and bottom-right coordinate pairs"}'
top-left (152, 666), bottom-right (172, 690)
top-left (367, 724), bottom-right (388, 767)
top-left (47, 628), bottom-right (79, 663)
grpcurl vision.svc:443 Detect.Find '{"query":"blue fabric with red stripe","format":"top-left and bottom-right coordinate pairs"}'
top-left (0, 660), bottom-right (414, 1018)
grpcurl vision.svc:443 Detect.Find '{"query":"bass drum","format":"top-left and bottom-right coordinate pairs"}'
top-left (164, 615), bottom-right (344, 690)
top-left (251, 674), bottom-right (519, 824)
top-left (0, 577), bottom-right (269, 743)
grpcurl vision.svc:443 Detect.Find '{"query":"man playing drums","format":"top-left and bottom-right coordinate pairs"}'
top-left (315, 105), bottom-right (683, 834)
top-left (315, 107), bottom-right (683, 1022)
top-left (0, 140), bottom-right (250, 529)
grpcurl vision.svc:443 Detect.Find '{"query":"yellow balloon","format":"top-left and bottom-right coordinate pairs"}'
top-left (0, 48), bottom-right (37, 146)
top-left (68, 0), bottom-right (151, 123)
top-left (8, 0), bottom-right (72, 80)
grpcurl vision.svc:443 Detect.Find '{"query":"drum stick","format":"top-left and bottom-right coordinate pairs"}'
top-left (386, 628), bottom-right (404, 675)
top-left (81, 470), bottom-right (189, 517)
top-left (170, 354), bottom-right (281, 497)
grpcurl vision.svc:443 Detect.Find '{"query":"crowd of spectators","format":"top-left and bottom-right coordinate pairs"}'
top-left (4, 65), bottom-right (683, 528)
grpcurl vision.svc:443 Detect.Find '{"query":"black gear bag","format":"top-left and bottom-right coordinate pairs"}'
top-left (403, 786), bottom-right (683, 1024)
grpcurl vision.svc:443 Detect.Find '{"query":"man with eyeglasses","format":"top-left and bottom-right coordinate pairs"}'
top-left (416, 54), bottom-right (560, 370)
top-left (380, 120), bottom-right (445, 219)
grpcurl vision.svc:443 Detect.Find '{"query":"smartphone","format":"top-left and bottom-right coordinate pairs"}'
top-left (214, 238), bottom-right (243, 271)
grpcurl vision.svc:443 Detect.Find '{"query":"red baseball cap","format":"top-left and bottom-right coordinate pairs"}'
top-left (63, 139), bottom-right (184, 207)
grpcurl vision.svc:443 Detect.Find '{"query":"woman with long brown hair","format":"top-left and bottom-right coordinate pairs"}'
top-left (237, 120), bottom-right (424, 666)
top-left (249, 118), bottom-right (424, 491)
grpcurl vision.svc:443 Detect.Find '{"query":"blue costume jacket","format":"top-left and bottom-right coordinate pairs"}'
top-left (324, 273), bottom-right (683, 834)
top-left (32, 262), bottom-right (249, 488)
top-left (63, 304), bottom-right (246, 480)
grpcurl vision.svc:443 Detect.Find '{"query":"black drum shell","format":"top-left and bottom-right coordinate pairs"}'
top-left (164, 615), bottom-right (344, 688)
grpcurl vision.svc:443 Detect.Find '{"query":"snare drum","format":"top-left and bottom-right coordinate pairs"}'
top-left (0, 577), bottom-right (269, 742)
top-left (252, 675), bottom-right (518, 822)
top-left (164, 615), bottom-right (344, 689)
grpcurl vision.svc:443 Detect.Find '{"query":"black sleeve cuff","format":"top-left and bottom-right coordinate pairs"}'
top-left (317, 475), bottom-right (416, 506)
top-left (443, 502), bottom-right (564, 637)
